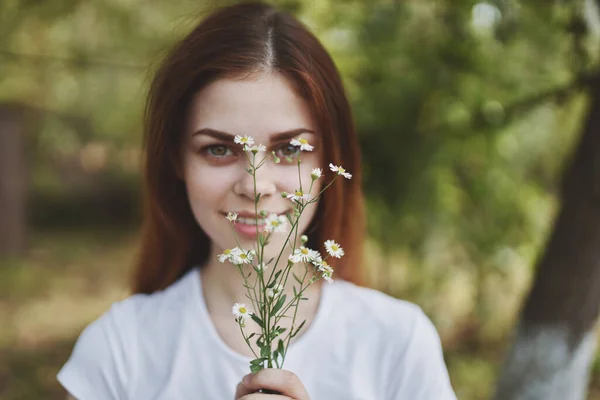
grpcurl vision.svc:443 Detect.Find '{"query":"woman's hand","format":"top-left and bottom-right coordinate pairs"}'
top-left (235, 368), bottom-right (311, 400)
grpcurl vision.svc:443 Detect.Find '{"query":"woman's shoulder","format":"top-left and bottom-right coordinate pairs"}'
top-left (326, 280), bottom-right (455, 399)
top-left (330, 279), bottom-right (428, 331)
top-left (71, 267), bottom-right (198, 349)
top-left (57, 269), bottom-right (200, 398)
top-left (100, 267), bottom-right (198, 330)
top-left (327, 279), bottom-right (446, 355)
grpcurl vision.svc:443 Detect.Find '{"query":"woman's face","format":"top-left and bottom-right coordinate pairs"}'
top-left (181, 72), bottom-right (323, 262)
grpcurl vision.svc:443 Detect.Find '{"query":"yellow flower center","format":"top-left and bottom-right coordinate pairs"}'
top-left (338, 167), bottom-right (345, 173)
top-left (299, 138), bottom-right (308, 145)
top-left (240, 253), bottom-right (248, 259)
top-left (271, 220), bottom-right (280, 226)
top-left (224, 249), bottom-right (231, 255)
top-left (322, 261), bottom-right (329, 267)
top-left (301, 248), bottom-right (309, 255)
top-left (241, 137), bottom-right (249, 143)
top-left (239, 307), bottom-right (247, 313)
top-left (331, 245), bottom-right (339, 251)
top-left (295, 190), bottom-right (303, 196)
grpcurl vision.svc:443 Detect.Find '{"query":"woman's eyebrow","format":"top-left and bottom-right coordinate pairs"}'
top-left (192, 128), bottom-right (315, 142)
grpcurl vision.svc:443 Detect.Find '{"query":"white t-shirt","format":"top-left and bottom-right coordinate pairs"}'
top-left (57, 267), bottom-right (457, 400)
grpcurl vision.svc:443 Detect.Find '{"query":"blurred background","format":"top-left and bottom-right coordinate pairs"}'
top-left (1, 0), bottom-right (600, 399)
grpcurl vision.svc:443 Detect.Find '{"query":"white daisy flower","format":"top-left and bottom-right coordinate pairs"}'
top-left (218, 248), bottom-right (241, 263)
top-left (255, 262), bottom-right (267, 271)
top-left (290, 137), bottom-right (314, 152)
top-left (315, 260), bottom-right (334, 283)
top-left (311, 251), bottom-right (323, 264)
top-left (324, 240), bottom-right (344, 258)
top-left (234, 135), bottom-right (255, 146)
top-left (244, 143), bottom-right (267, 153)
top-left (286, 189), bottom-right (312, 203)
top-left (311, 168), bottom-right (322, 180)
top-left (264, 213), bottom-right (288, 233)
top-left (226, 212), bottom-right (238, 222)
top-left (321, 265), bottom-right (334, 283)
top-left (329, 163), bottom-right (352, 179)
top-left (290, 246), bottom-right (319, 263)
top-left (267, 283), bottom-right (284, 299)
top-left (230, 248), bottom-right (256, 265)
top-left (232, 303), bottom-right (253, 321)
top-left (315, 259), bottom-right (328, 271)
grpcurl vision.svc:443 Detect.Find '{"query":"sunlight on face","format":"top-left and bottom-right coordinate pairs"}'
top-left (181, 72), bottom-right (323, 260)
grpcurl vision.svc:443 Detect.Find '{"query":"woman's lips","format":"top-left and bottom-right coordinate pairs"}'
top-left (222, 210), bottom-right (290, 239)
top-left (234, 221), bottom-right (264, 238)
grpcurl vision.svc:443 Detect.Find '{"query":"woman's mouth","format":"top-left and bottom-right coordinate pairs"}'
top-left (222, 210), bottom-right (290, 239)
top-left (236, 216), bottom-right (266, 225)
top-left (234, 220), bottom-right (264, 238)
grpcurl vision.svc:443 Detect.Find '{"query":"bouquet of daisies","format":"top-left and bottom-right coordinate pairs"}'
top-left (218, 134), bottom-right (352, 374)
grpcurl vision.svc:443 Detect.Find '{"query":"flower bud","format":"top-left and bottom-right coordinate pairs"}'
top-left (260, 210), bottom-right (268, 217)
top-left (301, 235), bottom-right (308, 244)
top-left (281, 192), bottom-right (288, 198)
top-left (271, 151), bottom-right (281, 164)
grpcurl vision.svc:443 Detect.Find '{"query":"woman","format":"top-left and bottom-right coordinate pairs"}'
top-left (57, 2), bottom-right (457, 399)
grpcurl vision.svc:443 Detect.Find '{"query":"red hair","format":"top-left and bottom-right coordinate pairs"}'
top-left (131, 1), bottom-right (365, 294)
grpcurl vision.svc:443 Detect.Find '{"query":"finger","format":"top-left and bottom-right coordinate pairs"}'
top-left (236, 381), bottom-right (293, 399)
top-left (237, 369), bottom-right (309, 399)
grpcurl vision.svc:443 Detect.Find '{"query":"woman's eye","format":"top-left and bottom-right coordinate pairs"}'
top-left (276, 144), bottom-right (298, 158)
top-left (205, 145), bottom-right (232, 157)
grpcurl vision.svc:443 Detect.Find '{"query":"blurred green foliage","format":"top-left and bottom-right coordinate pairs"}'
top-left (2, 0), bottom-right (600, 399)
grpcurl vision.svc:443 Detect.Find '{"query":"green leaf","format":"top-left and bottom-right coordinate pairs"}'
top-left (250, 357), bottom-right (267, 365)
top-left (251, 313), bottom-right (264, 328)
top-left (247, 333), bottom-right (256, 340)
top-left (300, 297), bottom-right (308, 301)
top-left (271, 294), bottom-right (286, 317)
top-left (267, 270), bottom-right (282, 289)
top-left (255, 193), bottom-right (262, 203)
top-left (285, 212), bottom-right (294, 224)
top-left (261, 345), bottom-right (270, 358)
top-left (292, 272), bottom-right (303, 285)
top-left (250, 364), bottom-right (263, 373)
top-left (291, 320), bottom-right (307, 338)
top-left (278, 339), bottom-right (285, 355)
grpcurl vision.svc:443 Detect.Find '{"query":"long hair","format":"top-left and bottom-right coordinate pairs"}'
top-left (131, 1), bottom-right (365, 294)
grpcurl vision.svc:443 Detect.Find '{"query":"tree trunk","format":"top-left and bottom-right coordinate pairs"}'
top-left (0, 104), bottom-right (27, 257)
top-left (493, 75), bottom-right (600, 400)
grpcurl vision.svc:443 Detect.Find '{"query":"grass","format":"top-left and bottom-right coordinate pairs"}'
top-left (0, 229), bottom-right (133, 399)
top-left (1, 229), bottom-right (600, 399)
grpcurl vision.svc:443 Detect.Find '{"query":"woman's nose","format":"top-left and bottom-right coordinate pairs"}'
top-left (233, 162), bottom-right (277, 201)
